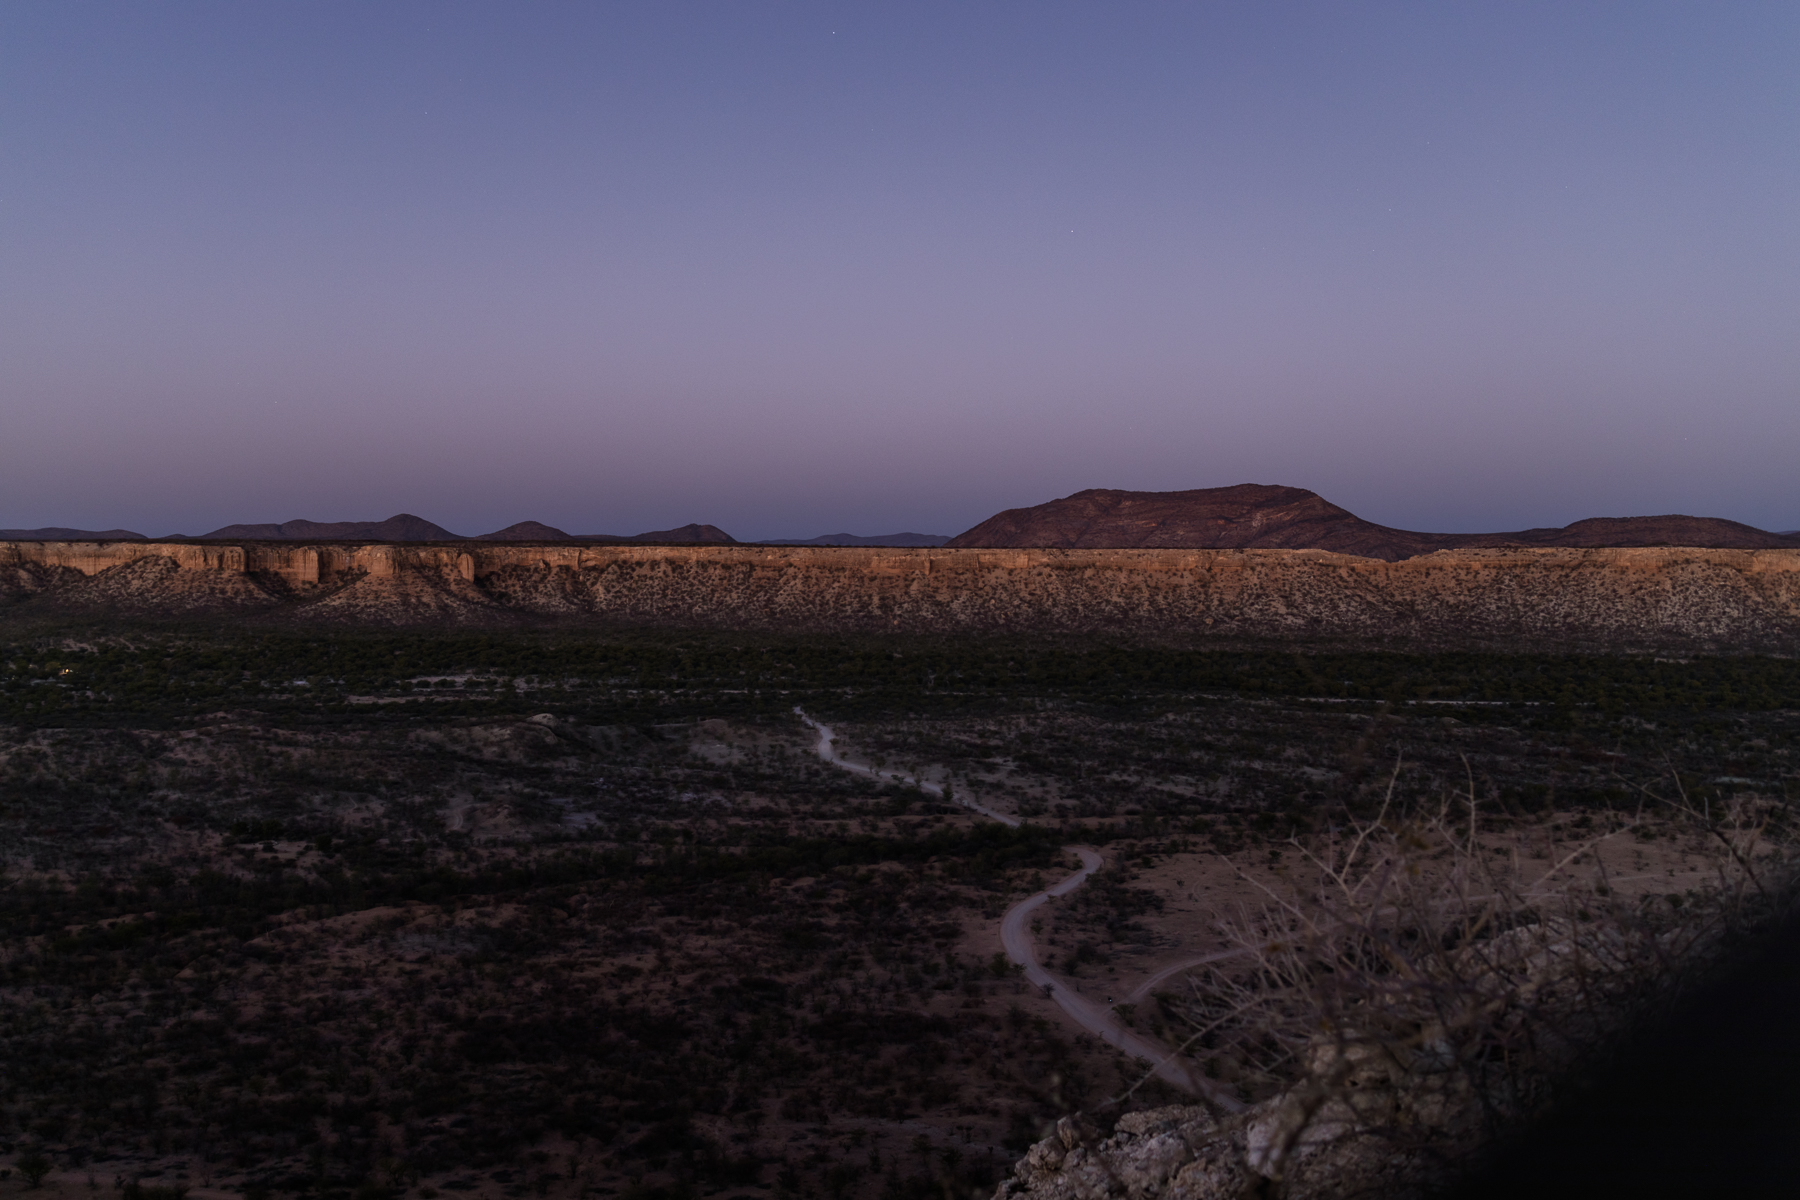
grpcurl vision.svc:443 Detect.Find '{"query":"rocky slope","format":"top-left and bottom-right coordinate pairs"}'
top-left (2, 539), bottom-right (1797, 650)
top-left (947, 485), bottom-right (1800, 560)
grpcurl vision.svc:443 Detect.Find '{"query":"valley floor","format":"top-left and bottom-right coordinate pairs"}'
top-left (1, 629), bottom-right (1795, 1200)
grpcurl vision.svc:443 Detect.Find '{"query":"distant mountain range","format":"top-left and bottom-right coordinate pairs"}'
top-left (760, 533), bottom-right (952, 547)
top-left (473, 521), bottom-right (737, 544)
top-left (1, 517), bottom-right (941, 547)
top-left (184, 514), bottom-right (464, 542)
top-left (4, 491), bottom-right (1793, 558)
top-left (0, 516), bottom-right (739, 543)
top-left (168, 516), bottom-right (740, 543)
top-left (944, 485), bottom-right (1800, 561)
top-left (0, 526), bottom-right (150, 541)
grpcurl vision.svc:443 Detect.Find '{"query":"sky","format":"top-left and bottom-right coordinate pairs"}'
top-left (3, 2), bottom-right (1796, 540)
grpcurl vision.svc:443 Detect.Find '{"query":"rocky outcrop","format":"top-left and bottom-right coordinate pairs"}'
top-left (1, 540), bottom-right (1797, 649)
top-left (998, 1091), bottom-right (1463, 1200)
top-left (947, 485), bottom-right (1800, 560)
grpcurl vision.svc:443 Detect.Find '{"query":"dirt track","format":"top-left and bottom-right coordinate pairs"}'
top-left (797, 709), bottom-right (1244, 1111)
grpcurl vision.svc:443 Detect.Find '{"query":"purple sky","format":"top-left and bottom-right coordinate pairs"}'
top-left (4, 2), bottom-right (1796, 540)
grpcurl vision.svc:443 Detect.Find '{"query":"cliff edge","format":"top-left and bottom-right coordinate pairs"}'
top-left (2, 539), bottom-right (1798, 650)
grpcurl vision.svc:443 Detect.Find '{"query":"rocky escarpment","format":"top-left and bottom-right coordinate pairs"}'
top-left (1, 540), bottom-right (1797, 649)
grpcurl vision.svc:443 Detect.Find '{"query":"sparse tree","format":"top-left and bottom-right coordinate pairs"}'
top-left (16, 1153), bottom-right (52, 1189)
top-left (1148, 770), bottom-right (1797, 1192)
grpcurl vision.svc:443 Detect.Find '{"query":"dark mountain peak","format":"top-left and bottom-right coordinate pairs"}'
top-left (364, 513), bottom-right (464, 541)
top-left (944, 483), bottom-right (1428, 557)
top-left (475, 521), bottom-right (573, 541)
top-left (573, 523), bottom-right (738, 543)
top-left (630, 523), bottom-right (737, 544)
top-left (946, 486), bottom-right (1800, 560)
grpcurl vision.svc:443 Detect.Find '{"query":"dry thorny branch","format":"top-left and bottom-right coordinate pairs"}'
top-left (1140, 765), bottom-right (1797, 1185)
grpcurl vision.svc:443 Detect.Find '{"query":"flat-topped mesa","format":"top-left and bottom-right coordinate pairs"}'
top-left (945, 484), bottom-right (1445, 558)
top-left (944, 484), bottom-right (1800, 559)
top-left (2, 539), bottom-right (1797, 650)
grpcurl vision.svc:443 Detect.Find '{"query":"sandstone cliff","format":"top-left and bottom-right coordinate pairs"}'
top-left (2, 539), bottom-right (1797, 649)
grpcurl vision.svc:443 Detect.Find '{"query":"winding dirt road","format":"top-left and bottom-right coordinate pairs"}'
top-left (794, 708), bottom-right (1018, 826)
top-left (795, 709), bottom-right (1244, 1112)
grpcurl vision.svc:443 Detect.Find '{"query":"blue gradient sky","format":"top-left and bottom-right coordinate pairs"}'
top-left (4, 2), bottom-right (1795, 539)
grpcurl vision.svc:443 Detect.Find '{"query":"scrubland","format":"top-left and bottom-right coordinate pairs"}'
top-left (0, 628), bottom-right (1795, 1200)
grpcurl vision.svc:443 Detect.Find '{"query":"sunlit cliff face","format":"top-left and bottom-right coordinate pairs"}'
top-left (2, 539), bottom-right (1798, 651)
